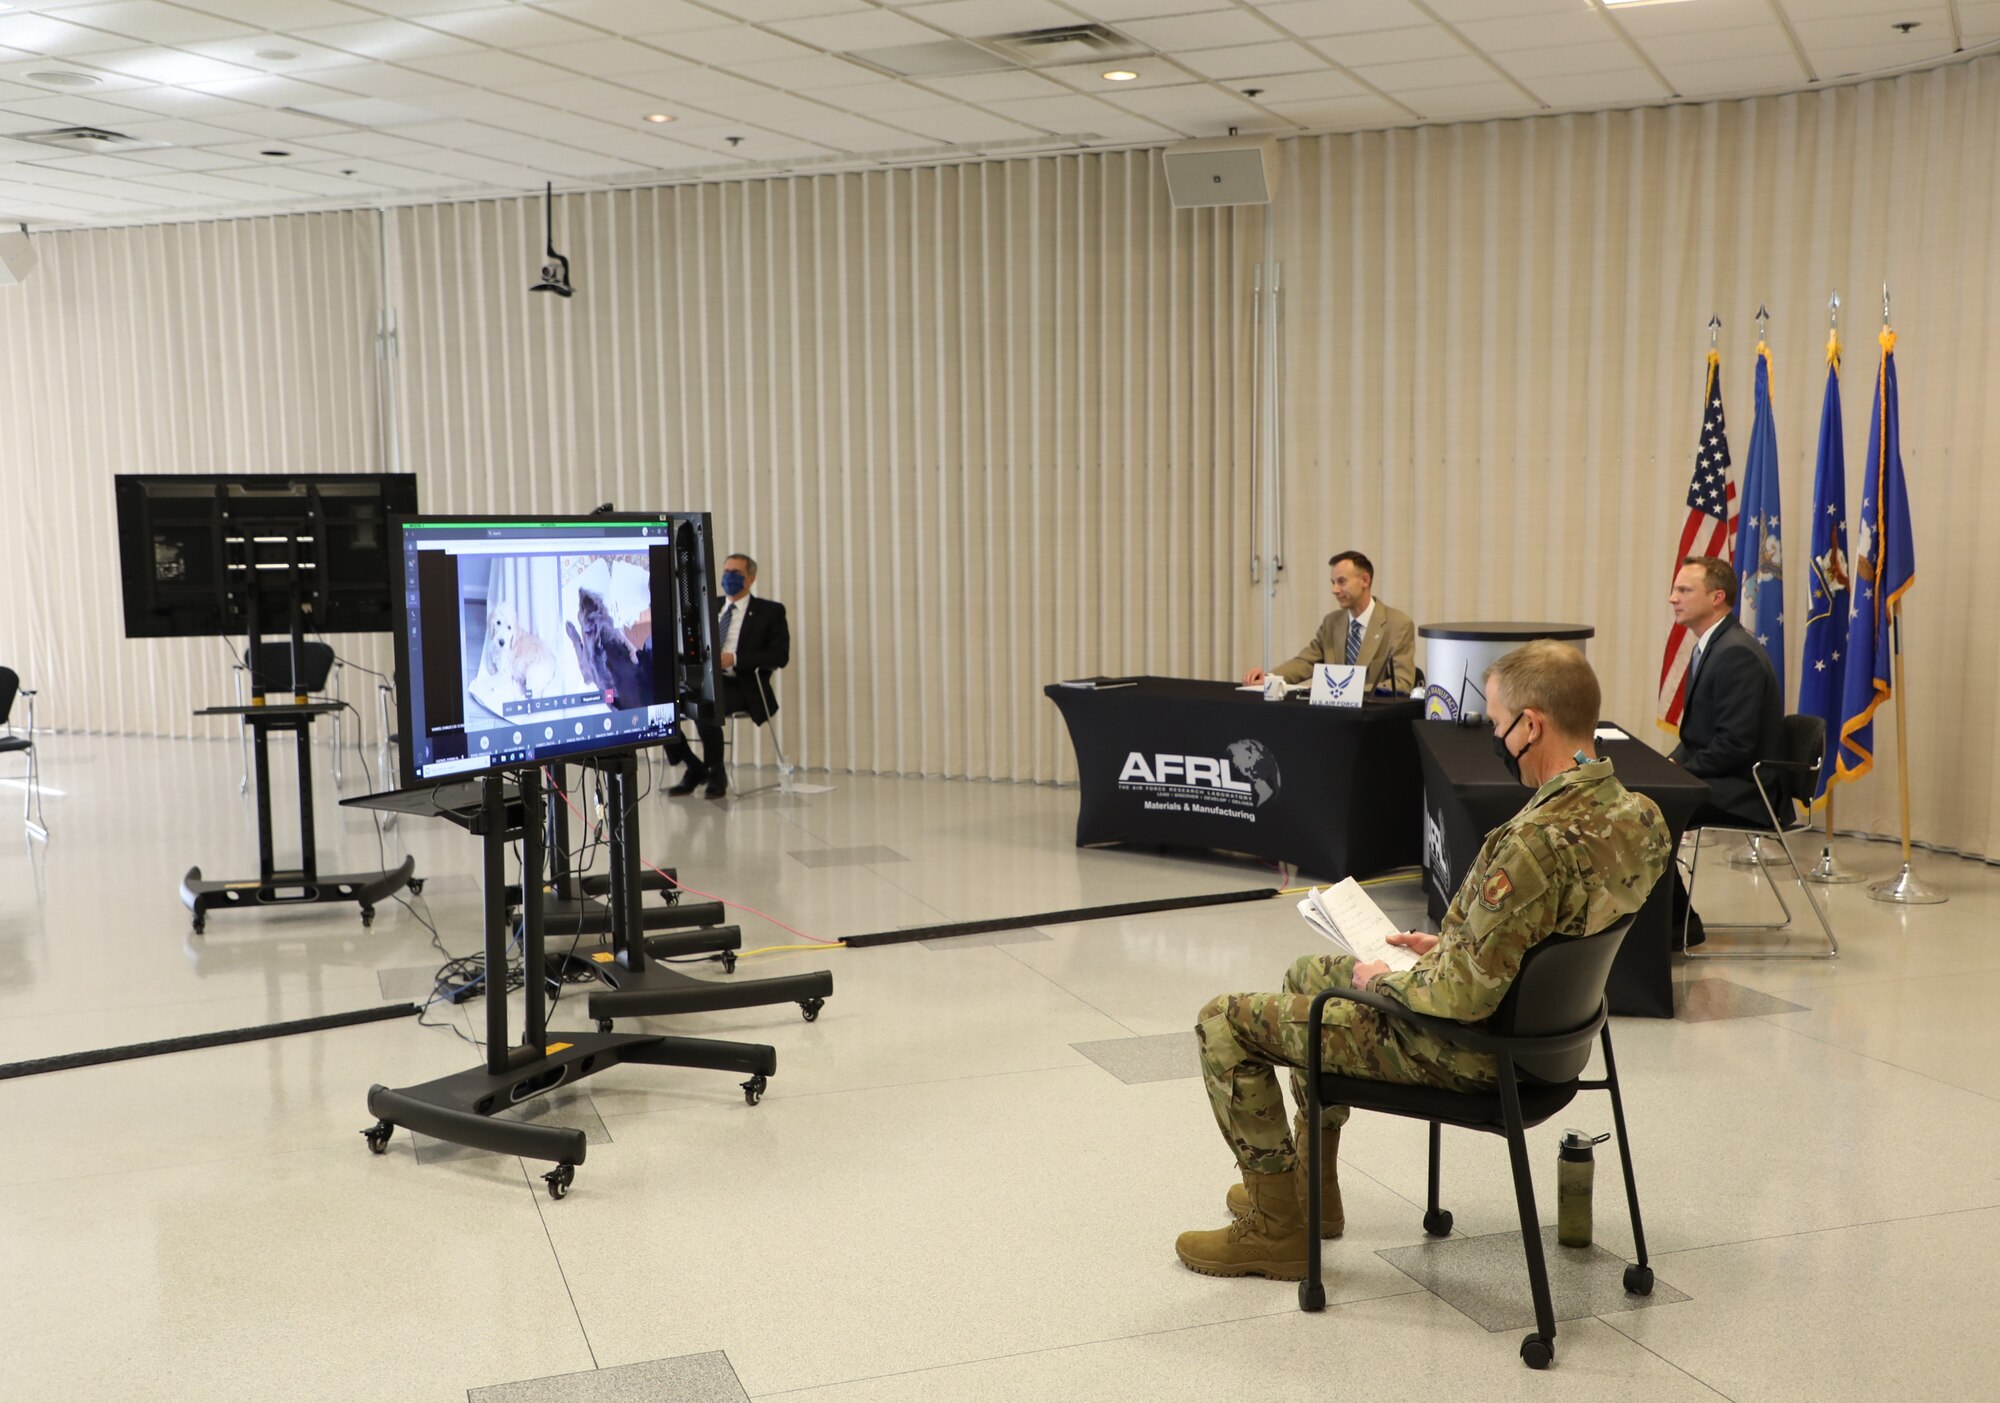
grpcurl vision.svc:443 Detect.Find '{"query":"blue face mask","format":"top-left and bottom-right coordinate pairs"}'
top-left (721, 570), bottom-right (746, 597)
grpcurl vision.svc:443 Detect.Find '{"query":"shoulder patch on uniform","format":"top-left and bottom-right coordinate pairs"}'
top-left (1479, 868), bottom-right (1515, 910)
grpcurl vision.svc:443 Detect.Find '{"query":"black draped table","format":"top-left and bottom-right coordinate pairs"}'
top-left (1044, 678), bottom-right (1423, 881)
top-left (1414, 721), bottom-right (1710, 1018)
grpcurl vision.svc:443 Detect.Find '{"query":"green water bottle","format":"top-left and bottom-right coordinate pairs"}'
top-left (1556, 1129), bottom-right (1612, 1248)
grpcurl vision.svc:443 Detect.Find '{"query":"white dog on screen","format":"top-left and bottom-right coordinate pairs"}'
top-left (483, 600), bottom-right (559, 697)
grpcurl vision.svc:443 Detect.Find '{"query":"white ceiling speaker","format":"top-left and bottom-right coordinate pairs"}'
top-left (1162, 135), bottom-right (1280, 209)
top-left (0, 230), bottom-right (37, 287)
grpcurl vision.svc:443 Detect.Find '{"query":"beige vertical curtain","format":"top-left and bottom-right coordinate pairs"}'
top-left (1273, 56), bottom-right (2000, 859)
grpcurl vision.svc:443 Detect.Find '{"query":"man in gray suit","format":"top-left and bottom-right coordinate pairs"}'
top-left (1243, 550), bottom-right (1417, 695)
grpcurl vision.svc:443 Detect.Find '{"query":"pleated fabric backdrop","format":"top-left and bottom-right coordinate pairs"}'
top-left (1, 58), bottom-right (1996, 853)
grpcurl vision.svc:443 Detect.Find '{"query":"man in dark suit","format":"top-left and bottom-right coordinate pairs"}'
top-left (1666, 555), bottom-right (1785, 947)
top-left (665, 552), bottom-right (789, 799)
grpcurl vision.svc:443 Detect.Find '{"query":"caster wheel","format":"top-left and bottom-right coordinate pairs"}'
top-left (1623, 1264), bottom-right (1655, 1296)
top-left (544, 1163), bottom-right (575, 1200)
top-left (596, 1018), bottom-right (613, 1034)
top-left (361, 1121), bottom-right (392, 1154)
top-left (191, 915), bottom-right (206, 935)
top-left (359, 905), bottom-right (375, 928)
top-left (800, 997), bottom-right (824, 1023)
top-left (1519, 1334), bottom-right (1553, 1370)
top-left (720, 951), bottom-right (738, 974)
top-left (1297, 1279), bottom-right (1326, 1312)
top-left (408, 878), bottom-right (425, 895)
top-left (1423, 1209), bottom-right (1454, 1238)
top-left (742, 1073), bottom-right (767, 1106)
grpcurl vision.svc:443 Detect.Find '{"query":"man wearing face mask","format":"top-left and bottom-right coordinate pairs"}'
top-left (664, 552), bottom-right (789, 800)
top-left (1242, 550), bottom-right (1416, 694)
top-left (1177, 641), bottom-right (1670, 1282)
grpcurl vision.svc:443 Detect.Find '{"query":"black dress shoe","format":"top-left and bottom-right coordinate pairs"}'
top-left (667, 768), bottom-right (705, 796)
top-left (704, 776), bottom-right (728, 799)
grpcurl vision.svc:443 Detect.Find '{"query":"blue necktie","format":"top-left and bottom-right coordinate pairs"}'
top-left (1345, 619), bottom-right (1363, 666)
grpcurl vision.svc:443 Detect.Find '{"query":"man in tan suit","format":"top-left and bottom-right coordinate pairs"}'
top-left (1243, 551), bottom-right (1416, 694)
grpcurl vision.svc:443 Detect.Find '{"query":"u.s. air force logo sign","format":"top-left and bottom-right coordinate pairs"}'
top-left (1118, 739), bottom-right (1278, 822)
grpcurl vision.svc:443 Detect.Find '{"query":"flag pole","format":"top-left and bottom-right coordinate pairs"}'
top-left (1867, 285), bottom-right (1945, 904)
top-left (1807, 290), bottom-right (1864, 884)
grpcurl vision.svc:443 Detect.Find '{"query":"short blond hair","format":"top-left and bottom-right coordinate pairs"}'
top-left (1485, 641), bottom-right (1600, 737)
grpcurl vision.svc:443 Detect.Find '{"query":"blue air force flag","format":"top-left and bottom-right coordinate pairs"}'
top-left (1835, 329), bottom-right (1916, 781)
top-left (1735, 341), bottom-right (1785, 702)
top-left (1797, 333), bottom-right (1849, 801)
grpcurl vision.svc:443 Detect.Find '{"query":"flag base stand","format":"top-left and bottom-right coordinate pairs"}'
top-left (1866, 862), bottom-right (1947, 905)
top-left (1727, 836), bottom-right (1777, 869)
top-left (1803, 847), bottom-right (1866, 884)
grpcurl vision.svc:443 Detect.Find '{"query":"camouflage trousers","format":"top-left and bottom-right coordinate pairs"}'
top-left (1197, 953), bottom-right (1488, 1175)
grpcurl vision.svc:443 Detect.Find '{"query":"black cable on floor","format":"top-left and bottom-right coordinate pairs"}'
top-left (839, 886), bottom-right (1280, 949)
top-left (0, 1003), bottom-right (420, 1082)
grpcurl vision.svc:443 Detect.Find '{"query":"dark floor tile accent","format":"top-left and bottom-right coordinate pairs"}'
top-left (468, 1351), bottom-right (748, 1403)
top-left (1379, 1225), bottom-right (1689, 1332)
top-left (1072, 1030), bottom-right (1200, 1084)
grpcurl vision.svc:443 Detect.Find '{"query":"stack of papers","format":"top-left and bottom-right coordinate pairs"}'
top-left (1297, 878), bottom-right (1420, 970)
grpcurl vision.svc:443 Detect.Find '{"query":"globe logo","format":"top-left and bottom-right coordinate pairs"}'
top-left (1225, 738), bottom-right (1281, 805)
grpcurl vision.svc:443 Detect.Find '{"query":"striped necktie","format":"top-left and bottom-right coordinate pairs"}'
top-left (1345, 619), bottom-right (1363, 666)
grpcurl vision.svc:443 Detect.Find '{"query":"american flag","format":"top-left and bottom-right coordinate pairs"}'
top-left (1657, 348), bottom-right (1738, 729)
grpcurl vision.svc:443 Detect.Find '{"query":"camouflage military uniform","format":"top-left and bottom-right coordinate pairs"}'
top-left (1197, 756), bottom-right (1670, 1175)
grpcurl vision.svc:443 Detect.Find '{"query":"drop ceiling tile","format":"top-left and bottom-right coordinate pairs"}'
top-left (1421, 0), bottom-right (1578, 21)
top-left (1658, 52), bottom-right (1811, 96)
top-left (384, 147), bottom-right (550, 185)
top-left (293, 156), bottom-right (448, 189)
top-left (1964, 2), bottom-right (2000, 39)
top-left (1781, 0), bottom-right (1934, 14)
top-left (1636, 25), bottom-right (1798, 65)
top-left (1791, 12), bottom-right (1952, 50)
top-left (184, 74), bottom-right (360, 106)
top-left (197, 138), bottom-right (343, 162)
top-left (304, 62), bottom-right (471, 98)
top-left (1266, 93), bottom-right (1412, 127)
top-left (0, 56), bottom-right (152, 91)
top-left (401, 51), bottom-right (582, 89)
top-left (120, 144), bottom-right (260, 171)
top-left (1349, 54), bottom-right (1497, 91)
top-left (1493, 41), bottom-right (1640, 80)
top-left (55, 2), bottom-right (255, 45)
top-left (18, 150), bottom-right (176, 177)
top-left (413, 6), bottom-right (606, 47)
top-left (404, 88), bottom-right (558, 122)
top-left (1400, 80), bottom-right (1539, 118)
top-left (1074, 113), bottom-right (1179, 143)
top-left (811, 79), bottom-right (959, 112)
top-left (539, 0), bottom-right (766, 32)
top-left (1257, 0), bottom-right (1432, 38)
top-left (1056, 0), bottom-right (1229, 17)
top-left (1808, 39), bottom-right (1957, 78)
top-left (1177, 40), bottom-right (1327, 80)
top-left (631, 68), bottom-right (781, 102)
top-left (1608, 0), bottom-right (1781, 38)
top-left (731, 52), bottom-right (886, 89)
top-left (717, 0), bottom-right (872, 18)
top-left (78, 48), bottom-right (263, 84)
top-left (1527, 69), bottom-right (1672, 108)
top-left (291, 19), bottom-right (482, 61)
top-left (296, 128), bottom-right (440, 157)
top-left (982, 92), bottom-right (1123, 129)
top-left (1119, 10), bottom-right (1278, 50)
top-left (181, 37), bottom-right (371, 74)
top-left (1455, 10), bottom-right (1619, 53)
top-left (1039, 59), bottom-right (1192, 92)
top-left (1241, 67), bottom-right (1364, 102)
top-left (0, 13), bottom-right (133, 55)
top-left (190, 107), bottom-right (345, 139)
top-left (1105, 83), bottom-right (1265, 122)
top-left (110, 116), bottom-right (264, 145)
top-left (912, 67), bottom-right (1067, 100)
top-left (502, 76), bottom-right (667, 114)
top-left (906, 0), bottom-right (1080, 37)
top-left (881, 103), bottom-right (1044, 144)
top-left (528, 38), bottom-right (696, 78)
top-left (0, 91), bottom-right (166, 125)
top-left (233, 165), bottom-right (378, 195)
top-left (68, 84), bottom-right (254, 118)
top-left (769, 9), bottom-right (943, 50)
top-left (1320, 25), bottom-right (1471, 66)
top-left (377, 117), bottom-right (517, 149)
top-left (175, 1), bottom-right (381, 26)
top-left (128, 169), bottom-right (298, 200)
top-left (650, 25), bottom-right (818, 66)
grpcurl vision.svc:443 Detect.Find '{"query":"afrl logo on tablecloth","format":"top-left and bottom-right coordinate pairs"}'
top-left (1117, 740), bottom-right (1278, 822)
top-left (1424, 802), bottom-right (1451, 897)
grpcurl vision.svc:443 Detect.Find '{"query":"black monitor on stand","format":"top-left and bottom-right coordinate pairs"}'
top-left (114, 473), bottom-right (420, 932)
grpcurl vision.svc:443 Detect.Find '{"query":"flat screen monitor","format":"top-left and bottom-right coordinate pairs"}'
top-left (114, 473), bottom-right (419, 638)
top-left (392, 512), bottom-right (723, 787)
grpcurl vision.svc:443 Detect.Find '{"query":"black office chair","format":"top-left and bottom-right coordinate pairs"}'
top-left (1298, 914), bottom-right (1650, 1371)
top-left (722, 667), bottom-right (796, 799)
top-left (1683, 714), bottom-right (1838, 961)
top-left (0, 666), bottom-right (46, 840)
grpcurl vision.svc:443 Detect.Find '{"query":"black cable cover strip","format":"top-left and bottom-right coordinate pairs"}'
top-left (0, 1003), bottom-right (420, 1082)
top-left (841, 886), bottom-right (1279, 948)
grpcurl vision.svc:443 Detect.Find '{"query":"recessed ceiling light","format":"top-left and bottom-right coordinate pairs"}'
top-left (1102, 70), bottom-right (1139, 82)
top-left (255, 49), bottom-right (298, 62)
top-left (644, 113), bottom-right (675, 123)
top-left (26, 71), bottom-right (101, 88)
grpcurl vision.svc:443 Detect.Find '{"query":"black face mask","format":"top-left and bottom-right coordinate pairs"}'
top-left (1492, 712), bottom-right (1529, 786)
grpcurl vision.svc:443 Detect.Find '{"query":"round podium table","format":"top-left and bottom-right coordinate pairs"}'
top-left (1418, 621), bottom-right (1595, 721)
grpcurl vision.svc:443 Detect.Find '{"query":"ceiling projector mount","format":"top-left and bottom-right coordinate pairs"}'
top-left (530, 180), bottom-right (572, 298)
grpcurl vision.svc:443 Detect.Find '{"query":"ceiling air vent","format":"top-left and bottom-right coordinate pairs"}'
top-left (986, 24), bottom-right (1147, 67)
top-left (845, 39), bottom-right (1012, 78)
top-left (13, 126), bottom-right (146, 154)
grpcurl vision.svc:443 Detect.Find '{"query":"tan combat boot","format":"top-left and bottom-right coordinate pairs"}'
top-left (1175, 1168), bottom-right (1310, 1280)
top-left (1227, 1122), bottom-right (1344, 1238)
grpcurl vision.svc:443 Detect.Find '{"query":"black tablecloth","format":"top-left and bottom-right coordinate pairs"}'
top-left (1045, 678), bottom-right (1423, 881)
top-left (1414, 722), bottom-right (1709, 1018)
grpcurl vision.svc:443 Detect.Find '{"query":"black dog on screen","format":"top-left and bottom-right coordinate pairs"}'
top-left (566, 588), bottom-right (653, 710)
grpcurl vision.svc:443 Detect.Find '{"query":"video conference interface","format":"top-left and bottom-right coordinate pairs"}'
top-left (401, 520), bottom-right (680, 783)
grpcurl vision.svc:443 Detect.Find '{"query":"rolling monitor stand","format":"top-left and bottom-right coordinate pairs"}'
top-left (350, 768), bottom-right (779, 1199)
top-left (183, 700), bottom-right (415, 934)
top-left (561, 751), bottom-right (834, 1031)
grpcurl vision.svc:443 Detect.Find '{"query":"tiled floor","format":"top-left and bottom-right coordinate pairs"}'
top-left (3, 733), bottom-right (1999, 1400)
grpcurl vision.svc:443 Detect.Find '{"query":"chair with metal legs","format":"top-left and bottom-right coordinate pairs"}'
top-left (0, 667), bottom-right (47, 840)
top-left (723, 668), bottom-right (796, 800)
top-left (1683, 713), bottom-right (1838, 961)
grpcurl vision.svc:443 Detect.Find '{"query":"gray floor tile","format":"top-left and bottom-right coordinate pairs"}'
top-left (1380, 1225), bottom-right (1689, 1332)
top-left (1673, 977), bottom-right (1809, 1022)
top-left (412, 1088), bottom-right (610, 1166)
top-left (920, 926), bottom-right (1053, 950)
top-left (468, 1351), bottom-right (747, 1403)
top-left (1071, 1030), bottom-right (1199, 1084)
top-left (789, 845), bottom-right (908, 868)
